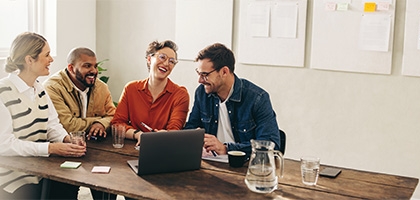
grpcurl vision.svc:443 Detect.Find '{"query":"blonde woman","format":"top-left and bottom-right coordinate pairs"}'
top-left (0, 32), bottom-right (86, 199)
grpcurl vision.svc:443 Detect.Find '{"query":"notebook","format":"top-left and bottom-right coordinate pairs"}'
top-left (127, 129), bottom-right (205, 175)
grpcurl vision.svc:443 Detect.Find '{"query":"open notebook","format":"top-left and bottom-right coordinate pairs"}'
top-left (127, 129), bottom-right (204, 175)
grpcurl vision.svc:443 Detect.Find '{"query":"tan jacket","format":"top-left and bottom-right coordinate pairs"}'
top-left (43, 69), bottom-right (116, 132)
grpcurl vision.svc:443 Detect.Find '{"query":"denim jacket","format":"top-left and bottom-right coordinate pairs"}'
top-left (185, 75), bottom-right (281, 155)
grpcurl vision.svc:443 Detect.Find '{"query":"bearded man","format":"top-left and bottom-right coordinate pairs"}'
top-left (43, 47), bottom-right (117, 199)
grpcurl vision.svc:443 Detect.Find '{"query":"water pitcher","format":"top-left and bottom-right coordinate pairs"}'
top-left (245, 139), bottom-right (284, 193)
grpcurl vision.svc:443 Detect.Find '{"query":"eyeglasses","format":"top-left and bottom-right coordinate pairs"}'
top-left (195, 68), bottom-right (217, 81)
top-left (153, 53), bottom-right (178, 66)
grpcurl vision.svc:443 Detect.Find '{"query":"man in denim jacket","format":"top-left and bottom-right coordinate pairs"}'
top-left (185, 43), bottom-right (281, 157)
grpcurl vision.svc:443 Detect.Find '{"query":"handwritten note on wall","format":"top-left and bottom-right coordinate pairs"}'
top-left (247, 3), bottom-right (270, 37)
top-left (238, 0), bottom-right (307, 67)
top-left (310, 0), bottom-right (395, 75)
top-left (271, 3), bottom-right (298, 38)
top-left (359, 14), bottom-right (391, 52)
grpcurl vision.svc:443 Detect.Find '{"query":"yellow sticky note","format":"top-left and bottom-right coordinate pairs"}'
top-left (364, 2), bottom-right (376, 12)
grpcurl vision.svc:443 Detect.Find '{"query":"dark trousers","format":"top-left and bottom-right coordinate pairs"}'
top-left (49, 180), bottom-right (117, 200)
top-left (47, 179), bottom-right (79, 200)
top-left (0, 179), bottom-right (43, 200)
top-left (0, 179), bottom-right (80, 200)
top-left (90, 188), bottom-right (117, 200)
top-left (0, 179), bottom-right (117, 200)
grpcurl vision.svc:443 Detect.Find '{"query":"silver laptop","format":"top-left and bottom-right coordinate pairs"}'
top-left (127, 129), bottom-right (204, 175)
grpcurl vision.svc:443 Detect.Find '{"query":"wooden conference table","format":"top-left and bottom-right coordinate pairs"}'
top-left (0, 138), bottom-right (417, 199)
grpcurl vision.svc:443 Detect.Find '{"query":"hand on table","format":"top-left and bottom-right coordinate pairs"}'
top-left (49, 142), bottom-right (86, 157)
top-left (204, 134), bottom-right (227, 155)
top-left (87, 123), bottom-right (106, 139)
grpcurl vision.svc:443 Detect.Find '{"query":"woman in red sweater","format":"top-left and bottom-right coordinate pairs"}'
top-left (111, 40), bottom-right (189, 147)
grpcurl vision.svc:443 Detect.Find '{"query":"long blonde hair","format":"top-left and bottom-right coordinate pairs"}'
top-left (5, 32), bottom-right (47, 73)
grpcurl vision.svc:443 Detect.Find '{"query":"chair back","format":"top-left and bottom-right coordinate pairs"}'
top-left (279, 129), bottom-right (286, 154)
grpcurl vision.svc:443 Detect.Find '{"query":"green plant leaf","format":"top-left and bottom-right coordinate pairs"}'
top-left (98, 66), bottom-right (108, 71)
top-left (97, 59), bottom-right (109, 67)
top-left (100, 76), bottom-right (109, 83)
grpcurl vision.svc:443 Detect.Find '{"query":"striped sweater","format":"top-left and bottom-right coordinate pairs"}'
top-left (0, 78), bottom-right (48, 193)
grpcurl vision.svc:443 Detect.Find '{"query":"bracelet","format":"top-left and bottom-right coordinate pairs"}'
top-left (133, 129), bottom-right (141, 140)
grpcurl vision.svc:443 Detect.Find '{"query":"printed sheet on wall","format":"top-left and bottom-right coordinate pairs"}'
top-left (237, 0), bottom-right (308, 67)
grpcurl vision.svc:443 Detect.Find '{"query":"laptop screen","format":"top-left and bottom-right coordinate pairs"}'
top-left (128, 129), bottom-right (205, 175)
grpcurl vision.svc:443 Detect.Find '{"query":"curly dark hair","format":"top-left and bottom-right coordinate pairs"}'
top-left (145, 40), bottom-right (178, 70)
top-left (195, 43), bottom-right (235, 73)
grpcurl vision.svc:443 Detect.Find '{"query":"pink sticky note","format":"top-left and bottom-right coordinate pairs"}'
top-left (377, 2), bottom-right (390, 11)
top-left (325, 2), bottom-right (336, 11)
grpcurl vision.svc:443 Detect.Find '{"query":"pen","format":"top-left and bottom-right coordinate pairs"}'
top-left (141, 122), bottom-right (155, 132)
top-left (211, 150), bottom-right (218, 157)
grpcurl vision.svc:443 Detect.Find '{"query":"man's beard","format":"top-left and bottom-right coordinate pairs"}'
top-left (75, 69), bottom-right (96, 88)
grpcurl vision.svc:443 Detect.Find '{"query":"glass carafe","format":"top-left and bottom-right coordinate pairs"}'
top-left (245, 139), bottom-right (284, 193)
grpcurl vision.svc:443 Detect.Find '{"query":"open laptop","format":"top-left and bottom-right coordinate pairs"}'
top-left (127, 129), bottom-right (204, 175)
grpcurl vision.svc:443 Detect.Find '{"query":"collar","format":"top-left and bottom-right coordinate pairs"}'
top-left (220, 79), bottom-right (235, 103)
top-left (61, 69), bottom-right (76, 92)
top-left (229, 75), bottom-right (242, 102)
top-left (139, 78), bottom-right (175, 94)
top-left (210, 74), bottom-right (242, 102)
top-left (8, 73), bottom-right (42, 93)
top-left (72, 81), bottom-right (90, 94)
top-left (61, 69), bottom-right (93, 93)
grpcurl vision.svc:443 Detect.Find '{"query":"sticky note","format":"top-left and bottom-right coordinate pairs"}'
top-left (91, 166), bottom-right (111, 173)
top-left (325, 2), bottom-right (336, 11)
top-left (60, 161), bottom-right (81, 169)
top-left (377, 2), bottom-right (390, 11)
top-left (364, 2), bottom-right (376, 12)
top-left (337, 3), bottom-right (349, 11)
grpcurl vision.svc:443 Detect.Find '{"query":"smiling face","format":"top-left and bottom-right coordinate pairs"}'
top-left (68, 53), bottom-right (98, 91)
top-left (29, 42), bottom-right (54, 77)
top-left (147, 47), bottom-right (177, 80)
top-left (196, 58), bottom-right (223, 94)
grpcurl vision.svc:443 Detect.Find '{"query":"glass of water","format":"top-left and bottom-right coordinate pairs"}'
top-left (111, 124), bottom-right (125, 148)
top-left (300, 156), bottom-right (320, 186)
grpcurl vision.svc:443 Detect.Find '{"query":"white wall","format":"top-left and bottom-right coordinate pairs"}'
top-left (45, 0), bottom-right (96, 84)
top-left (0, 0), bottom-right (96, 83)
top-left (96, 0), bottom-right (178, 100)
top-left (97, 0), bottom-right (420, 198)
